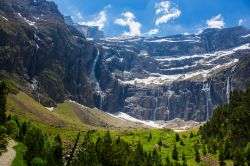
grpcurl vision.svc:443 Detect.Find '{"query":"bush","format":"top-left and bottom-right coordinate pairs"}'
top-left (31, 157), bottom-right (47, 166)
top-left (6, 120), bottom-right (19, 138)
top-left (12, 143), bottom-right (27, 166)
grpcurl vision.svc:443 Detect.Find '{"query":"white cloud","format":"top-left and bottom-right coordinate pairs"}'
top-left (238, 19), bottom-right (244, 26)
top-left (145, 28), bottom-right (159, 36)
top-left (76, 12), bottom-right (83, 20)
top-left (78, 5), bottom-right (110, 30)
top-left (155, 1), bottom-right (181, 26)
top-left (114, 12), bottom-right (141, 36)
top-left (206, 14), bottom-right (225, 29)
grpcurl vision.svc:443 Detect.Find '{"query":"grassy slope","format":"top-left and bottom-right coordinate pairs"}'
top-left (6, 92), bottom-right (148, 139)
top-left (6, 92), bottom-right (88, 141)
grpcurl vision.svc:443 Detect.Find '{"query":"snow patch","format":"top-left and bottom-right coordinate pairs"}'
top-left (45, 107), bottom-right (54, 112)
top-left (0, 15), bottom-right (8, 21)
top-left (17, 13), bottom-right (37, 27)
top-left (68, 100), bottom-right (88, 109)
top-left (107, 112), bottom-right (165, 128)
top-left (241, 34), bottom-right (250, 38)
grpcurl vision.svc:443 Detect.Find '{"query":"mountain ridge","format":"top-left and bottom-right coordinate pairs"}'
top-left (1, 0), bottom-right (250, 121)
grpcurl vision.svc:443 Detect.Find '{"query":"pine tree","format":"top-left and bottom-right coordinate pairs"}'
top-left (172, 144), bottom-right (178, 160)
top-left (245, 143), bottom-right (250, 166)
top-left (194, 143), bottom-right (200, 163)
top-left (202, 144), bottom-right (207, 155)
top-left (0, 81), bottom-right (8, 125)
top-left (24, 127), bottom-right (45, 164)
top-left (182, 152), bottom-right (186, 161)
top-left (152, 148), bottom-right (162, 166)
top-left (219, 146), bottom-right (225, 166)
top-left (102, 130), bottom-right (113, 165)
top-left (175, 133), bottom-right (180, 142)
top-left (182, 152), bottom-right (187, 166)
top-left (233, 148), bottom-right (245, 166)
top-left (189, 132), bottom-right (193, 138)
top-left (148, 133), bottom-right (152, 142)
top-left (54, 135), bottom-right (63, 166)
top-left (165, 156), bottom-right (171, 166)
top-left (158, 139), bottom-right (162, 146)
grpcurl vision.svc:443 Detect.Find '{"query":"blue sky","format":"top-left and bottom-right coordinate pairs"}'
top-left (51, 0), bottom-right (250, 37)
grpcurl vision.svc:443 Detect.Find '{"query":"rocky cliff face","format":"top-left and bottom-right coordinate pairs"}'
top-left (93, 28), bottom-right (250, 121)
top-left (0, 0), bottom-right (100, 107)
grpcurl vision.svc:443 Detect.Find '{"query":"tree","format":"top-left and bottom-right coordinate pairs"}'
top-left (24, 127), bottom-right (45, 164)
top-left (172, 144), bottom-right (178, 160)
top-left (182, 152), bottom-right (187, 166)
top-left (194, 143), bottom-right (200, 163)
top-left (219, 146), bottom-right (225, 166)
top-left (182, 152), bottom-right (186, 161)
top-left (202, 144), bottom-right (207, 155)
top-left (245, 143), bottom-right (250, 166)
top-left (189, 132), bottom-right (194, 138)
top-left (54, 135), bottom-right (63, 166)
top-left (165, 156), bottom-right (171, 166)
top-left (152, 148), bottom-right (162, 166)
top-left (6, 120), bottom-right (19, 139)
top-left (158, 139), bottom-right (162, 146)
top-left (134, 141), bottom-right (145, 165)
top-left (101, 130), bottom-right (113, 165)
top-left (31, 157), bottom-right (47, 166)
top-left (0, 81), bottom-right (8, 125)
top-left (148, 133), bottom-right (152, 142)
top-left (233, 148), bottom-right (245, 166)
top-left (175, 133), bottom-right (180, 142)
top-left (180, 140), bottom-right (184, 146)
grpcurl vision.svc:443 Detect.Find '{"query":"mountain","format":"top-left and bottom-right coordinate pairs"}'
top-left (1, 0), bottom-right (250, 122)
top-left (92, 27), bottom-right (250, 121)
top-left (0, 0), bottom-right (99, 107)
top-left (64, 16), bottom-right (104, 39)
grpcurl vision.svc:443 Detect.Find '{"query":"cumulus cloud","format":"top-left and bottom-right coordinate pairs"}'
top-left (78, 5), bottom-right (111, 30)
top-left (155, 1), bottom-right (181, 26)
top-left (238, 19), bottom-right (244, 26)
top-left (145, 28), bottom-right (159, 36)
top-left (206, 14), bottom-right (225, 29)
top-left (114, 12), bottom-right (141, 36)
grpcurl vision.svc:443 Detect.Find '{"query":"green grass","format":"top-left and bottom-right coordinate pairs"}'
top-left (12, 143), bottom-right (27, 166)
top-left (53, 101), bottom-right (82, 124)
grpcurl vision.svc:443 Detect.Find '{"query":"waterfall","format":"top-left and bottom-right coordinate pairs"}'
top-left (166, 83), bottom-right (173, 121)
top-left (153, 87), bottom-right (160, 121)
top-left (202, 80), bottom-right (211, 121)
top-left (144, 83), bottom-right (147, 96)
top-left (91, 48), bottom-right (105, 110)
top-left (226, 77), bottom-right (230, 103)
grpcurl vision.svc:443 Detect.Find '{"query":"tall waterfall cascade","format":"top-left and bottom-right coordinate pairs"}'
top-left (226, 77), bottom-right (231, 103)
top-left (91, 48), bottom-right (105, 110)
top-left (166, 83), bottom-right (174, 120)
top-left (153, 87), bottom-right (160, 120)
top-left (202, 80), bottom-right (211, 121)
